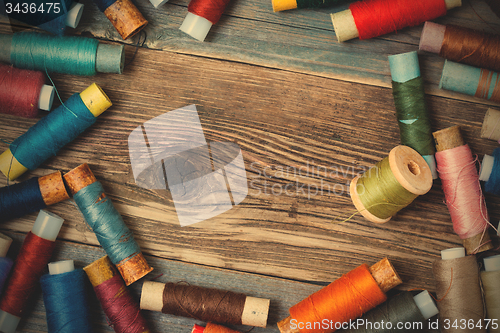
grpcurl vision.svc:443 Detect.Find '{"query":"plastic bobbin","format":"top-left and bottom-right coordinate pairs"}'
top-left (180, 12), bottom-right (213, 42)
top-left (79, 83), bottom-right (112, 117)
top-left (419, 21), bottom-right (446, 54)
top-left (32, 210), bottom-right (64, 241)
top-left (65, 3), bottom-right (85, 28)
top-left (96, 43), bottom-right (125, 74)
top-left (481, 108), bottom-right (500, 141)
top-left (48, 260), bottom-right (75, 275)
top-left (149, 0), bottom-right (169, 8)
top-left (484, 254), bottom-right (500, 272)
top-left (441, 247), bottom-right (465, 260)
top-left (413, 290), bottom-right (439, 320)
top-left (272, 0), bottom-right (298, 12)
top-left (0, 234), bottom-right (12, 258)
top-left (479, 154), bottom-right (494, 182)
top-left (38, 84), bottom-right (55, 111)
top-left (0, 150), bottom-right (28, 181)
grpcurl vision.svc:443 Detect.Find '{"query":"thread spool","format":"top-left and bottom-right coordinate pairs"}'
top-left (93, 0), bottom-right (148, 39)
top-left (140, 281), bottom-right (270, 327)
top-left (0, 83), bottom-right (112, 181)
top-left (330, 0), bottom-right (461, 42)
top-left (420, 22), bottom-right (500, 73)
top-left (0, 234), bottom-right (13, 297)
top-left (193, 323), bottom-right (240, 333)
top-left (0, 32), bottom-right (125, 75)
top-left (179, 0), bottom-right (231, 42)
top-left (439, 60), bottom-right (500, 103)
top-left (481, 255), bottom-right (500, 332)
top-left (480, 149), bottom-right (500, 220)
top-left (0, 64), bottom-right (54, 118)
top-left (0, 171), bottom-right (69, 222)
top-left (338, 290), bottom-right (438, 333)
top-left (277, 258), bottom-right (402, 333)
top-left (84, 256), bottom-right (151, 333)
top-left (388, 51), bottom-right (437, 179)
top-left (481, 108), bottom-right (500, 142)
top-left (272, 0), bottom-right (348, 13)
top-left (6, 1), bottom-right (84, 35)
top-left (64, 163), bottom-right (153, 285)
top-left (349, 145), bottom-right (432, 223)
top-left (432, 248), bottom-right (486, 333)
top-left (0, 210), bottom-right (64, 333)
top-left (433, 126), bottom-right (493, 254)
top-left (40, 260), bottom-right (93, 333)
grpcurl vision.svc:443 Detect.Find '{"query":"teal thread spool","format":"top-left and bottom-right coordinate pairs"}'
top-left (0, 32), bottom-right (124, 75)
top-left (389, 51), bottom-right (437, 179)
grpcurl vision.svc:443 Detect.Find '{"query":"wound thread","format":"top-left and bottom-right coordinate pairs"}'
top-left (0, 177), bottom-right (46, 222)
top-left (188, 0), bottom-right (231, 25)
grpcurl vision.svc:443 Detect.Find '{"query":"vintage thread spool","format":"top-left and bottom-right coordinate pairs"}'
top-left (84, 255), bottom-right (151, 333)
top-left (481, 255), bottom-right (500, 333)
top-left (93, 0), bottom-right (148, 39)
top-left (330, 0), bottom-right (461, 42)
top-left (140, 281), bottom-right (270, 327)
top-left (349, 145), bottom-right (433, 223)
top-left (433, 126), bottom-right (493, 253)
top-left (0, 64), bottom-right (54, 118)
top-left (0, 210), bottom-right (64, 333)
top-left (0, 234), bottom-right (13, 296)
top-left (0, 171), bottom-right (69, 222)
top-left (480, 108), bottom-right (500, 142)
top-left (420, 22), bottom-right (500, 73)
top-left (439, 60), bottom-right (500, 103)
top-left (193, 323), bottom-right (240, 333)
top-left (40, 260), bottom-right (93, 333)
top-left (0, 83), bottom-right (112, 181)
top-left (0, 32), bottom-right (125, 75)
top-left (338, 290), bottom-right (438, 333)
top-left (432, 248), bottom-right (486, 333)
top-left (272, 0), bottom-right (348, 13)
top-left (179, 0), bottom-right (231, 42)
top-left (6, 1), bottom-right (84, 35)
top-left (388, 51), bottom-right (437, 179)
top-left (64, 163), bottom-right (153, 285)
top-left (277, 258), bottom-right (402, 333)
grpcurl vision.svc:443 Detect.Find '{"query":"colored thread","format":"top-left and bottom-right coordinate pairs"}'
top-left (295, 0), bottom-right (347, 9)
top-left (161, 282), bottom-right (246, 324)
top-left (194, 323), bottom-right (240, 333)
top-left (0, 64), bottom-right (45, 118)
top-left (349, 0), bottom-right (447, 40)
top-left (0, 177), bottom-right (46, 222)
top-left (9, 92), bottom-right (96, 171)
top-left (0, 232), bottom-right (56, 317)
top-left (0, 258), bottom-right (13, 296)
top-left (392, 77), bottom-right (435, 156)
top-left (435, 145), bottom-right (489, 240)
top-left (339, 291), bottom-right (424, 333)
top-left (475, 67), bottom-right (500, 103)
top-left (94, 275), bottom-right (150, 333)
top-left (188, 0), bottom-right (231, 25)
top-left (485, 148), bottom-right (500, 196)
top-left (11, 32), bottom-right (99, 76)
top-left (73, 181), bottom-right (141, 266)
top-left (440, 25), bottom-right (500, 72)
top-left (40, 269), bottom-right (93, 333)
top-left (481, 269), bottom-right (500, 332)
top-left (5, 0), bottom-right (72, 35)
top-left (356, 157), bottom-right (418, 220)
top-left (432, 256), bottom-right (484, 333)
top-left (289, 264), bottom-right (387, 333)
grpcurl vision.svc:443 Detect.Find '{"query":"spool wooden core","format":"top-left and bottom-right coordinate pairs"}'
top-left (38, 171), bottom-right (70, 206)
top-left (432, 126), bottom-right (493, 254)
top-left (350, 146), bottom-right (432, 223)
top-left (104, 0), bottom-right (148, 40)
top-left (277, 258), bottom-right (402, 333)
top-left (64, 163), bottom-right (153, 285)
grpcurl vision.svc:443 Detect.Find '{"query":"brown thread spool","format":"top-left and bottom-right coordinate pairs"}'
top-left (100, 0), bottom-right (148, 40)
top-left (433, 126), bottom-right (493, 254)
top-left (277, 258), bottom-right (402, 333)
top-left (140, 281), bottom-right (270, 327)
top-left (481, 108), bottom-right (500, 142)
top-left (64, 163), bottom-right (153, 285)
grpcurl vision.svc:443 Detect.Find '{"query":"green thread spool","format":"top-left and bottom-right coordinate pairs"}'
top-left (350, 146), bottom-right (433, 223)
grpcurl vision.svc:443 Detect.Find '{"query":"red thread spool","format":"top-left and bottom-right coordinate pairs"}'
top-left (330, 0), bottom-right (461, 42)
top-left (193, 323), bottom-right (240, 333)
top-left (0, 64), bottom-right (54, 118)
top-left (277, 258), bottom-right (402, 333)
top-left (84, 256), bottom-right (151, 333)
top-left (179, 0), bottom-right (231, 41)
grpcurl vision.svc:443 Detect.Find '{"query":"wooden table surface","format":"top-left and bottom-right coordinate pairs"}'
top-left (1, 0), bottom-right (500, 331)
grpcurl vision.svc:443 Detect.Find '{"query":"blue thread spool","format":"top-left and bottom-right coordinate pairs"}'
top-left (0, 171), bottom-right (69, 222)
top-left (40, 260), bottom-right (93, 333)
top-left (0, 83), bottom-right (112, 181)
top-left (0, 32), bottom-right (125, 75)
top-left (64, 163), bottom-right (153, 285)
top-left (0, 234), bottom-right (13, 297)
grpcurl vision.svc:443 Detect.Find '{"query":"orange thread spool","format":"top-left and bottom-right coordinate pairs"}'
top-left (192, 323), bottom-right (240, 333)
